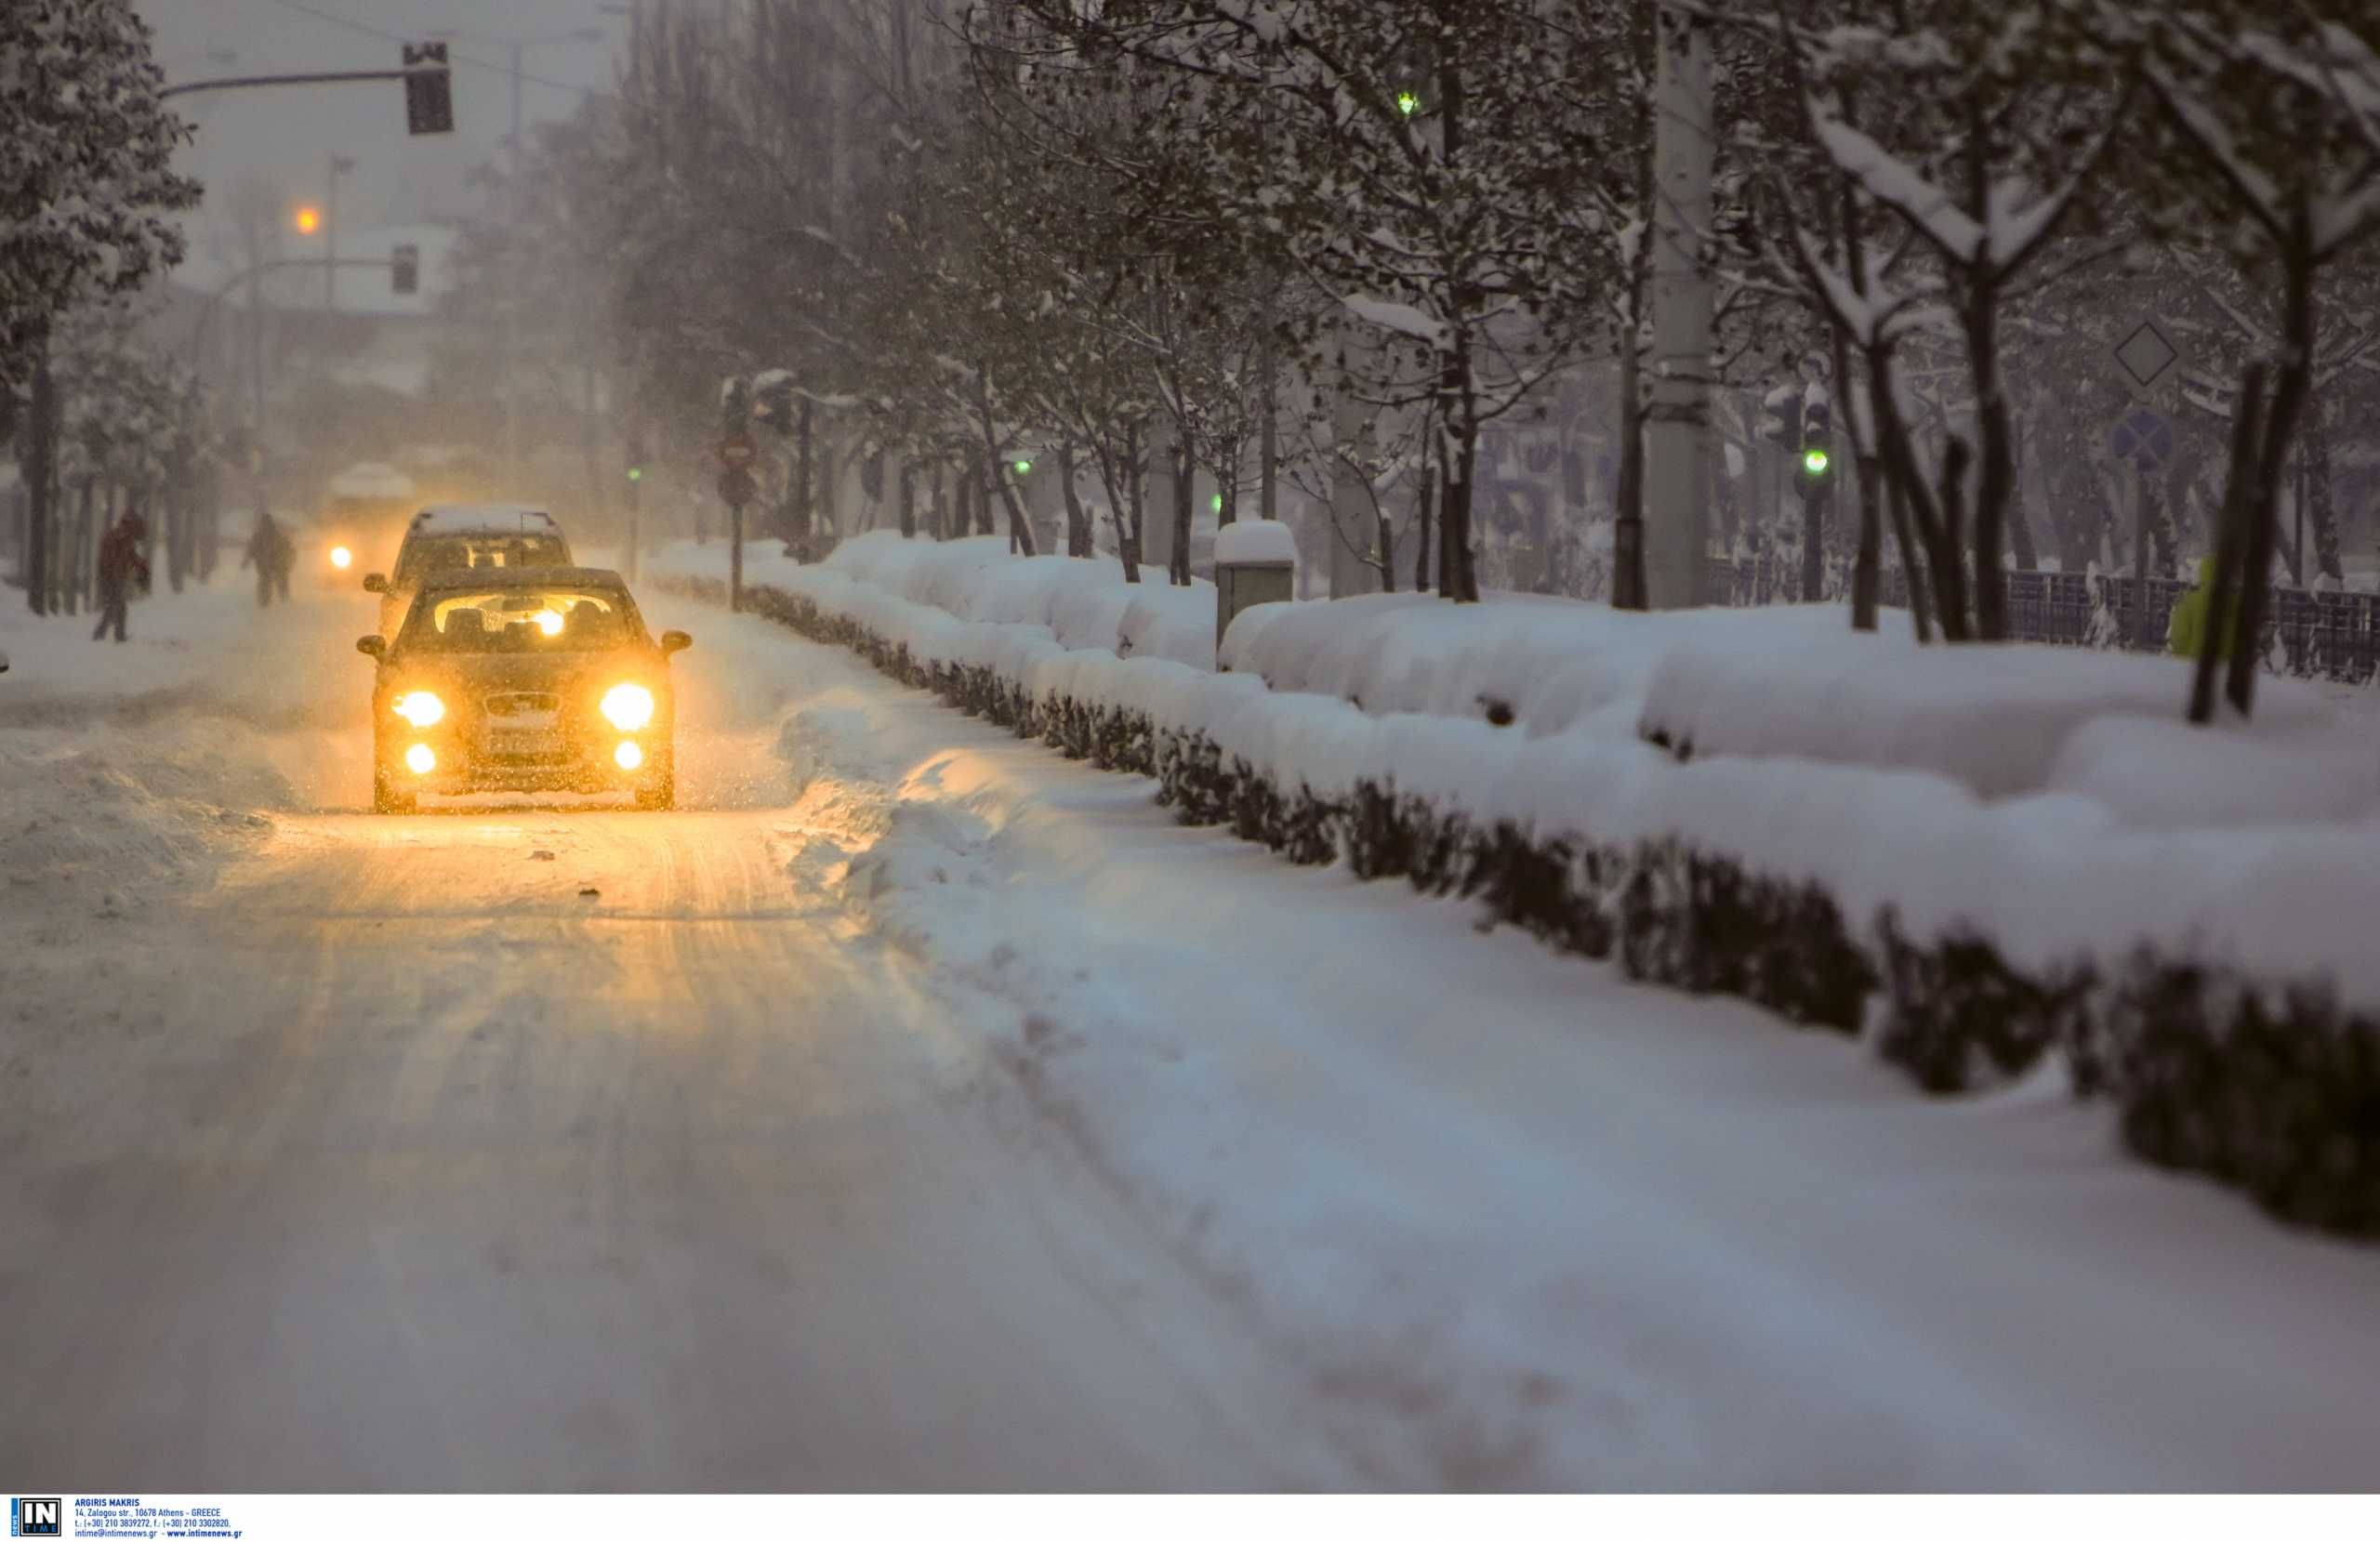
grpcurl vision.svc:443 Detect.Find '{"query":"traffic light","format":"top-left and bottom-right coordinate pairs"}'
top-left (1395, 90), bottom-right (1421, 116)
top-left (390, 243), bottom-right (418, 296)
top-left (1800, 393), bottom-right (1833, 480)
top-left (1012, 457), bottom-right (1033, 476)
top-left (403, 43), bottom-right (453, 136)
top-left (1759, 383), bottom-right (1800, 446)
top-left (293, 205), bottom-right (321, 235)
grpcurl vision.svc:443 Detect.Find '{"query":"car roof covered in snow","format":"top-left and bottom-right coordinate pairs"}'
top-left (407, 503), bottom-right (562, 537)
top-left (415, 566), bottom-right (628, 594)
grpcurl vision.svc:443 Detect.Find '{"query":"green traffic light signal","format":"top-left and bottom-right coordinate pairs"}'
top-left (1803, 447), bottom-right (1830, 475)
top-left (1012, 458), bottom-right (1032, 476)
top-left (627, 466), bottom-right (643, 482)
top-left (1210, 494), bottom-right (1223, 514)
top-left (1395, 90), bottom-right (1421, 116)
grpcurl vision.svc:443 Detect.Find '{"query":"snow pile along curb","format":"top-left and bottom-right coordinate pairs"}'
top-left (647, 535), bottom-right (2380, 1237)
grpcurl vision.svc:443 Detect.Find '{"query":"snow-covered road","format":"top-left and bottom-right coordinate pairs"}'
top-left (0, 578), bottom-right (1347, 1490)
top-left (5, 570), bottom-right (2378, 1491)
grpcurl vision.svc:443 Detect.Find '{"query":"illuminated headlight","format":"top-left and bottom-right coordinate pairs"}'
top-left (403, 744), bottom-right (436, 775)
top-left (392, 691), bottom-right (444, 728)
top-left (601, 683), bottom-right (654, 731)
top-left (614, 741), bottom-right (644, 771)
top-left (330, 546), bottom-right (353, 569)
top-left (534, 610), bottom-right (563, 637)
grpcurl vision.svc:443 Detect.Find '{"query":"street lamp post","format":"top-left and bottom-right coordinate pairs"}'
top-left (324, 154), bottom-right (355, 312)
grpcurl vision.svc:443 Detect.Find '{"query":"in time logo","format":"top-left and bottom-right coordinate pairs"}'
top-left (9, 1497), bottom-right (61, 1537)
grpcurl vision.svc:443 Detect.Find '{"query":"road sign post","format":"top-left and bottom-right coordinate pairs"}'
top-left (719, 463), bottom-right (758, 613)
top-left (2109, 404), bottom-right (2175, 648)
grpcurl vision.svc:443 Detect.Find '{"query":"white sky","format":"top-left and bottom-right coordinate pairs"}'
top-left (139, 0), bottom-right (631, 262)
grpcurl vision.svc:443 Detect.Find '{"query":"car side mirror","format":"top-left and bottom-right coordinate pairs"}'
top-left (356, 635), bottom-right (387, 658)
top-left (363, 573), bottom-right (389, 593)
top-left (660, 630), bottom-right (693, 655)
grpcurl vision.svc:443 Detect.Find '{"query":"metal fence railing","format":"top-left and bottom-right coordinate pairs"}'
top-left (1703, 560), bottom-right (2380, 685)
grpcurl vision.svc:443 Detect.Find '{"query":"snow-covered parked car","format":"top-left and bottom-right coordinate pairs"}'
top-left (356, 567), bottom-right (691, 813)
top-left (364, 503), bottom-right (571, 637)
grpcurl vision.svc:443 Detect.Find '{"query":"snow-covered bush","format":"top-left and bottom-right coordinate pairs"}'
top-left (652, 549), bottom-right (2380, 1236)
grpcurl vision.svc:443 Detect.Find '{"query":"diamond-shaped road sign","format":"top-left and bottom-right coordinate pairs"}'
top-left (2113, 320), bottom-right (2182, 391)
top-left (2109, 405), bottom-right (2175, 468)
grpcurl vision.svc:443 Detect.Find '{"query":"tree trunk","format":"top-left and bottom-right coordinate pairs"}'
top-left (2006, 412), bottom-right (2038, 572)
top-left (897, 456), bottom-right (916, 538)
top-left (796, 399), bottom-right (813, 542)
top-left (1118, 423), bottom-right (1145, 579)
top-left (69, 478), bottom-right (95, 615)
top-left (1843, 335), bottom-right (1880, 630)
top-left (23, 342), bottom-right (55, 615)
top-left (2304, 407), bottom-right (2343, 582)
top-left (1058, 439), bottom-right (1090, 556)
top-left (931, 460), bottom-right (948, 540)
top-left (2228, 244), bottom-right (2318, 718)
top-left (1965, 294), bottom-right (2013, 640)
top-left (1168, 437), bottom-right (1193, 585)
top-left (1612, 323), bottom-right (1646, 609)
top-left (1412, 438), bottom-right (1435, 594)
top-left (817, 441), bottom-right (840, 542)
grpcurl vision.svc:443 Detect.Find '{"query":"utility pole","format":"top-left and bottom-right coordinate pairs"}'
top-left (1643, 4), bottom-right (1717, 609)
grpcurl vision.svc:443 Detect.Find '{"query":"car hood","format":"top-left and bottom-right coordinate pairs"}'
top-left (391, 649), bottom-right (662, 706)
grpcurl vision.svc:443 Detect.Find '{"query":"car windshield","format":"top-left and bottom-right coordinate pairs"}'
top-left (399, 534), bottom-right (569, 577)
top-left (401, 587), bottom-right (641, 652)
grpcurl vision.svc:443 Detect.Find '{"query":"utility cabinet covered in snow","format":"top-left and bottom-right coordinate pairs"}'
top-left (1214, 519), bottom-right (1299, 654)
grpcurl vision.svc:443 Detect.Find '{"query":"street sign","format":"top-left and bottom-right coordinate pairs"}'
top-left (2109, 405), bottom-right (2175, 468)
top-left (718, 466), bottom-right (758, 507)
top-left (402, 43), bottom-right (452, 136)
top-left (718, 431), bottom-right (756, 469)
top-left (2113, 319), bottom-right (2182, 391)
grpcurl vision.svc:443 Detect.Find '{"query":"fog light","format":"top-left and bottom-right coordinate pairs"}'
top-left (330, 546), bottom-right (353, 569)
top-left (404, 743), bottom-right (436, 775)
top-left (614, 741), bottom-right (643, 771)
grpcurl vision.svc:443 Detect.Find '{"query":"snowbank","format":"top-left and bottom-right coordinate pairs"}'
top-left (1641, 628), bottom-right (2343, 799)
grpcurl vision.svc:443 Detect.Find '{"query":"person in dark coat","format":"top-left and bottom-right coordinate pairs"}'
top-left (91, 512), bottom-right (152, 643)
top-left (241, 511), bottom-right (295, 607)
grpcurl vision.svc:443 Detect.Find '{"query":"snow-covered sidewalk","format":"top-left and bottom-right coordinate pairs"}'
top-left (729, 603), bottom-right (2380, 1489)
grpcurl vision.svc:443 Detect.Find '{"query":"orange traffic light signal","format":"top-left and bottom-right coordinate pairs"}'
top-left (294, 205), bottom-right (321, 234)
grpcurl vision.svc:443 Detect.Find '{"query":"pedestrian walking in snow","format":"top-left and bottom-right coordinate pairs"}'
top-left (90, 511), bottom-right (152, 644)
top-left (242, 512), bottom-right (295, 608)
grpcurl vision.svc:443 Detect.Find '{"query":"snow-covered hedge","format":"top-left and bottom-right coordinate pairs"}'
top-left (648, 540), bottom-right (2380, 1236)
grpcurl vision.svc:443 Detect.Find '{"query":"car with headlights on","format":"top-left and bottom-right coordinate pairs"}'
top-left (356, 567), bottom-right (691, 812)
top-left (312, 461), bottom-right (417, 589)
top-left (364, 503), bottom-right (571, 637)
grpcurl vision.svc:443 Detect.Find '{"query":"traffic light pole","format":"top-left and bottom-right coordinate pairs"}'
top-left (160, 67), bottom-right (440, 100)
